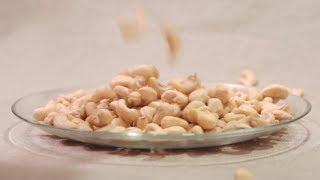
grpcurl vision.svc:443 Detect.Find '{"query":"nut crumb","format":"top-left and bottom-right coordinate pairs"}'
top-left (234, 168), bottom-right (254, 180)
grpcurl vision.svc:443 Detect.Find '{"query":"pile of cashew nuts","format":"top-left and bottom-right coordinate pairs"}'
top-left (33, 65), bottom-right (294, 134)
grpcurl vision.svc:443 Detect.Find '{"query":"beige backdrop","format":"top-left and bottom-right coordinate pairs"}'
top-left (0, 0), bottom-right (319, 179)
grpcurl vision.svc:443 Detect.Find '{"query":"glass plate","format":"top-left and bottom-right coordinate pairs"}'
top-left (11, 84), bottom-right (311, 149)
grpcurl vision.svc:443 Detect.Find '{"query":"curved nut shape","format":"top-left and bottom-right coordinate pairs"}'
top-left (232, 104), bottom-right (258, 116)
top-left (207, 84), bottom-right (231, 104)
top-left (138, 86), bottom-right (158, 105)
top-left (188, 88), bottom-right (209, 103)
top-left (161, 116), bottom-right (189, 129)
top-left (260, 84), bottom-right (289, 100)
top-left (147, 77), bottom-right (168, 96)
top-left (90, 85), bottom-right (116, 103)
top-left (189, 125), bottom-right (204, 133)
top-left (96, 109), bottom-right (114, 126)
top-left (140, 106), bottom-right (156, 120)
top-left (145, 123), bottom-right (163, 132)
top-left (110, 75), bottom-right (137, 89)
top-left (161, 90), bottom-right (189, 107)
top-left (223, 113), bottom-right (247, 123)
top-left (114, 99), bottom-right (141, 124)
top-left (150, 101), bottom-right (181, 125)
top-left (113, 85), bottom-right (131, 100)
top-left (53, 113), bottom-right (78, 129)
top-left (85, 102), bottom-right (97, 117)
top-left (191, 107), bottom-right (218, 130)
top-left (250, 112), bottom-right (277, 127)
top-left (207, 98), bottom-right (224, 116)
top-left (131, 65), bottom-right (159, 79)
top-left (182, 101), bottom-right (206, 123)
top-left (33, 106), bottom-right (55, 121)
top-left (168, 74), bottom-right (201, 95)
top-left (238, 70), bottom-right (258, 86)
top-left (272, 109), bottom-right (292, 120)
top-left (127, 91), bottom-right (142, 106)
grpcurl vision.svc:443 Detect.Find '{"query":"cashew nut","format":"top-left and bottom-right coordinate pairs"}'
top-left (136, 117), bottom-right (149, 130)
top-left (223, 121), bottom-right (251, 131)
top-left (189, 125), bottom-right (204, 133)
top-left (127, 91), bottom-right (142, 106)
top-left (223, 113), bottom-right (247, 123)
top-left (272, 109), bottom-right (292, 120)
top-left (163, 126), bottom-right (186, 134)
top-left (131, 65), bottom-right (160, 79)
top-left (247, 99), bottom-right (261, 112)
top-left (97, 118), bottom-right (128, 132)
top-left (260, 84), bottom-right (289, 100)
top-left (96, 109), bottom-right (114, 126)
top-left (138, 86), bottom-right (158, 105)
top-left (232, 104), bottom-right (258, 116)
top-left (163, 24), bottom-right (181, 61)
top-left (161, 116), bottom-right (189, 129)
top-left (136, 106), bottom-right (156, 129)
top-left (234, 168), bottom-right (254, 180)
top-left (114, 99), bottom-right (141, 124)
top-left (222, 104), bottom-right (233, 116)
top-left (52, 113), bottom-right (78, 129)
top-left (147, 77), bottom-right (168, 96)
top-left (134, 75), bottom-right (147, 88)
top-left (118, 6), bottom-right (145, 41)
top-left (33, 106), bottom-right (55, 121)
top-left (96, 99), bottom-right (109, 109)
top-left (63, 90), bottom-right (86, 102)
top-left (55, 103), bottom-right (68, 114)
top-left (190, 107), bottom-right (218, 130)
top-left (110, 118), bottom-right (128, 127)
top-left (113, 85), bottom-right (131, 100)
top-left (85, 102), bottom-right (97, 117)
top-left (208, 84), bottom-right (231, 104)
top-left (110, 75), bottom-right (137, 89)
top-left (90, 85), bottom-right (116, 102)
top-left (43, 112), bottom-right (58, 125)
top-left (238, 69), bottom-right (258, 86)
top-left (216, 119), bottom-right (227, 128)
top-left (229, 96), bottom-right (246, 108)
top-left (70, 117), bottom-right (85, 125)
top-left (150, 101), bottom-right (181, 125)
top-left (145, 123), bottom-right (163, 132)
top-left (169, 74), bottom-right (201, 95)
top-left (140, 106), bottom-right (156, 120)
top-left (249, 112), bottom-right (276, 127)
top-left (161, 89), bottom-right (189, 107)
top-left (188, 88), bottom-right (209, 103)
top-left (207, 98), bottom-right (224, 116)
top-left (263, 97), bottom-right (273, 103)
top-left (260, 101), bottom-right (288, 113)
top-left (56, 96), bottom-right (71, 106)
top-left (182, 100), bottom-right (206, 123)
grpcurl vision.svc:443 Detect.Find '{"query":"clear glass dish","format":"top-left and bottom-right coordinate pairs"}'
top-left (11, 84), bottom-right (311, 149)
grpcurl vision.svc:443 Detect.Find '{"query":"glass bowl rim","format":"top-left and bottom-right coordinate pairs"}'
top-left (11, 84), bottom-right (312, 141)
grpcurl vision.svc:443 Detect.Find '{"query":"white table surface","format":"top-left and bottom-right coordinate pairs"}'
top-left (1, 0), bottom-right (319, 179)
